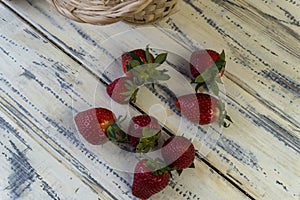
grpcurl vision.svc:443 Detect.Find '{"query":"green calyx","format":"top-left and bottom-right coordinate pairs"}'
top-left (121, 79), bottom-right (139, 103)
top-left (192, 50), bottom-right (226, 95)
top-left (130, 64), bottom-right (170, 86)
top-left (128, 45), bottom-right (168, 67)
top-left (193, 76), bottom-right (221, 96)
top-left (144, 158), bottom-right (173, 176)
top-left (106, 116), bottom-right (128, 143)
top-left (136, 128), bottom-right (161, 153)
top-left (174, 162), bottom-right (195, 175)
top-left (146, 44), bottom-right (168, 65)
top-left (127, 45), bottom-right (170, 86)
top-left (215, 50), bottom-right (226, 73)
top-left (217, 99), bottom-right (233, 128)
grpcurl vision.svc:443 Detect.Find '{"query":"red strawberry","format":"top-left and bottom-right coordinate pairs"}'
top-left (132, 159), bottom-right (170, 199)
top-left (106, 77), bottom-right (139, 104)
top-left (128, 115), bottom-right (162, 153)
top-left (74, 108), bottom-right (128, 145)
top-left (190, 50), bottom-right (226, 95)
top-left (121, 46), bottom-right (170, 85)
top-left (161, 136), bottom-right (195, 170)
top-left (74, 108), bottom-right (116, 145)
top-left (190, 49), bottom-right (226, 78)
top-left (175, 93), bottom-right (232, 127)
top-left (122, 48), bottom-right (155, 73)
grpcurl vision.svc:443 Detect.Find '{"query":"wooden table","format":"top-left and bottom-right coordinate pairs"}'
top-left (0, 0), bottom-right (299, 199)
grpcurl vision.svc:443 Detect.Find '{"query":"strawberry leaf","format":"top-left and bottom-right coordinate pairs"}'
top-left (220, 50), bottom-right (225, 60)
top-left (144, 158), bottom-right (172, 175)
top-left (129, 60), bottom-right (141, 68)
top-left (154, 53), bottom-right (167, 64)
top-left (188, 162), bottom-right (195, 168)
top-left (106, 123), bottom-right (128, 143)
top-left (176, 169), bottom-right (183, 176)
top-left (125, 64), bottom-right (131, 72)
top-left (136, 131), bottom-right (161, 153)
top-left (194, 75), bottom-right (205, 83)
top-left (155, 72), bottom-right (171, 81)
top-left (209, 81), bottom-right (219, 96)
top-left (130, 88), bottom-right (139, 102)
top-left (129, 52), bottom-right (143, 64)
top-left (145, 45), bottom-right (153, 63)
top-left (215, 50), bottom-right (226, 72)
top-left (122, 87), bottom-right (139, 102)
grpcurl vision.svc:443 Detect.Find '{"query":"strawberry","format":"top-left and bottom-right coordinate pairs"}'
top-left (122, 46), bottom-right (169, 82)
top-left (74, 107), bottom-right (128, 145)
top-left (128, 115), bottom-right (162, 153)
top-left (106, 76), bottom-right (139, 104)
top-left (190, 49), bottom-right (226, 95)
top-left (175, 93), bottom-right (232, 127)
top-left (161, 136), bottom-right (195, 170)
top-left (190, 49), bottom-right (226, 78)
top-left (122, 48), bottom-right (154, 73)
top-left (108, 46), bottom-right (170, 104)
top-left (132, 159), bottom-right (170, 199)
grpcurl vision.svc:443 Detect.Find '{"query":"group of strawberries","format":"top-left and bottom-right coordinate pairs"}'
top-left (74, 46), bottom-right (232, 199)
top-left (75, 107), bottom-right (195, 199)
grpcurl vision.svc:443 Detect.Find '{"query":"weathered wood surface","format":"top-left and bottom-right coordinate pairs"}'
top-left (1, 0), bottom-right (300, 199)
top-left (0, 3), bottom-right (250, 200)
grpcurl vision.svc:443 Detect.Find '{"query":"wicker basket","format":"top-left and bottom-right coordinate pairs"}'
top-left (47, 0), bottom-right (178, 25)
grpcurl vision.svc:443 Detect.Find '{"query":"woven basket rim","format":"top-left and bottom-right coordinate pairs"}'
top-left (47, 0), bottom-right (178, 24)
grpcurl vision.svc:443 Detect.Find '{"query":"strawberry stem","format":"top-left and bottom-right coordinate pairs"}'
top-left (217, 99), bottom-right (233, 128)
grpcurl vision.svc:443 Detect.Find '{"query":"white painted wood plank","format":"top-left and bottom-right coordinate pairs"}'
top-left (157, 0), bottom-right (300, 127)
top-left (0, 110), bottom-right (107, 200)
top-left (3, 0), bottom-right (298, 130)
top-left (0, 5), bottom-right (249, 200)
top-left (6, 0), bottom-right (300, 127)
top-left (2, 0), bottom-right (300, 199)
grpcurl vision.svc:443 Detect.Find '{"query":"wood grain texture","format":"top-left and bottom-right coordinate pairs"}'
top-left (0, 110), bottom-right (106, 200)
top-left (158, 0), bottom-right (300, 126)
top-left (1, 0), bottom-right (300, 199)
top-left (3, 1), bottom-right (299, 199)
top-left (0, 4), bottom-right (249, 200)
top-left (1, 0), bottom-right (299, 198)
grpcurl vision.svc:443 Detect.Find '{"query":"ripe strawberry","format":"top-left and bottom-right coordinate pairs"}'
top-left (106, 77), bottom-right (139, 104)
top-left (161, 136), bottom-right (195, 170)
top-left (132, 159), bottom-right (170, 199)
top-left (74, 108), bottom-right (128, 145)
top-left (122, 48), bottom-right (154, 73)
top-left (190, 49), bottom-right (226, 78)
top-left (122, 46), bottom-right (169, 82)
top-left (175, 93), bottom-right (232, 127)
top-left (190, 49), bottom-right (226, 95)
top-left (128, 115), bottom-right (162, 153)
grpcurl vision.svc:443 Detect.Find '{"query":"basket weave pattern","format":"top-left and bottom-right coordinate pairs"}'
top-left (47, 0), bottom-right (177, 25)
